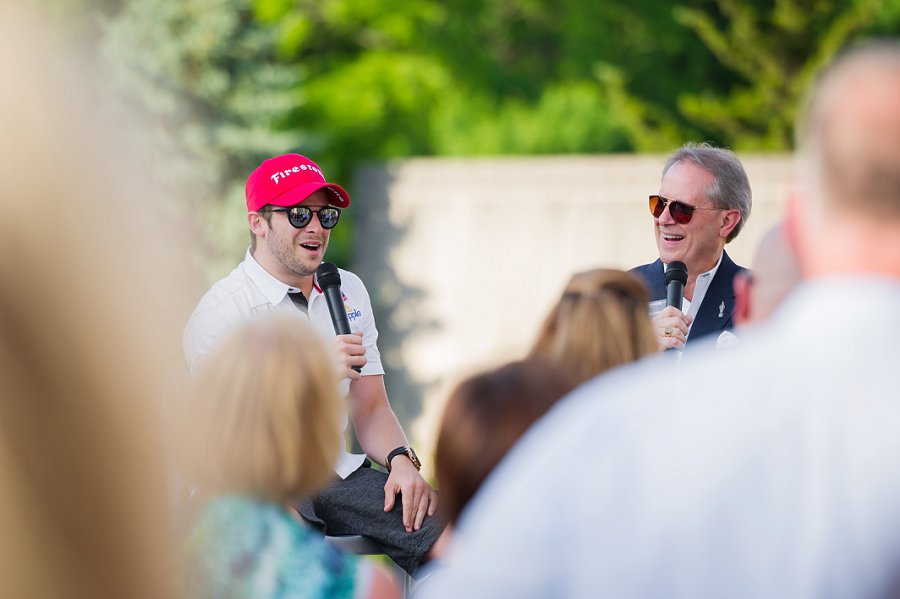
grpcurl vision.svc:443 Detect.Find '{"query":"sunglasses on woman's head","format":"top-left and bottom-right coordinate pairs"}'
top-left (649, 194), bottom-right (724, 225)
top-left (263, 205), bottom-right (342, 229)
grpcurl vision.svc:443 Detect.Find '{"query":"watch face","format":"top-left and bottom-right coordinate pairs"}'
top-left (407, 447), bottom-right (422, 470)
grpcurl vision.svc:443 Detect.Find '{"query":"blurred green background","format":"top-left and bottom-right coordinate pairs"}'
top-left (44, 0), bottom-right (900, 278)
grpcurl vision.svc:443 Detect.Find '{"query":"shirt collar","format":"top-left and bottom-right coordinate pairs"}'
top-left (664, 253), bottom-right (723, 319)
top-left (663, 253), bottom-right (723, 282)
top-left (242, 248), bottom-right (325, 304)
top-left (243, 248), bottom-right (293, 306)
top-left (695, 252), bottom-right (723, 285)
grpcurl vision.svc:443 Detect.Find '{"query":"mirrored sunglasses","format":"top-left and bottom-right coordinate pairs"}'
top-left (264, 205), bottom-right (342, 229)
top-left (649, 194), bottom-right (723, 225)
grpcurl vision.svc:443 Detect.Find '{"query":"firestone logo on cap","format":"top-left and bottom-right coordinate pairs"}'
top-left (270, 162), bottom-right (323, 184)
top-left (246, 153), bottom-right (350, 212)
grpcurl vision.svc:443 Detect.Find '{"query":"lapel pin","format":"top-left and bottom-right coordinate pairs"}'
top-left (718, 301), bottom-right (725, 318)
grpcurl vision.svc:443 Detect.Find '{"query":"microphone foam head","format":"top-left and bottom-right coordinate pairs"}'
top-left (665, 261), bottom-right (688, 285)
top-left (315, 262), bottom-right (342, 289)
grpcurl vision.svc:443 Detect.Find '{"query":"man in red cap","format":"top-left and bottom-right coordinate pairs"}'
top-left (184, 154), bottom-right (445, 577)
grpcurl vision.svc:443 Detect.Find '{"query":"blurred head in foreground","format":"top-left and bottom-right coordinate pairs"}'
top-left (733, 222), bottom-right (803, 328)
top-left (182, 313), bottom-right (343, 503)
top-left (791, 39), bottom-right (900, 274)
top-left (434, 360), bottom-right (575, 525)
top-left (530, 268), bottom-right (659, 386)
top-left (0, 6), bottom-right (193, 599)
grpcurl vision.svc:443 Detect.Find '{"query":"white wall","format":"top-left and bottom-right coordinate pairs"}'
top-left (353, 154), bottom-right (793, 464)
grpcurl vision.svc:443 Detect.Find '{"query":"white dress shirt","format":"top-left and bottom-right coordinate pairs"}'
top-left (422, 278), bottom-right (900, 599)
top-left (666, 253), bottom-right (722, 337)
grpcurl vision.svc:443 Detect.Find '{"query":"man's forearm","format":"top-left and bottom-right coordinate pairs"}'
top-left (349, 375), bottom-right (410, 465)
top-left (355, 403), bottom-right (409, 466)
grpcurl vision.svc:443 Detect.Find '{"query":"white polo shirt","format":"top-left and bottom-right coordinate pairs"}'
top-left (183, 249), bottom-right (384, 477)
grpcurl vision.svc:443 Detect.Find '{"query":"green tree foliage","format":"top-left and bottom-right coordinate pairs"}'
top-left (100, 0), bottom-right (319, 273)
top-left (246, 0), bottom-right (453, 177)
top-left (93, 0), bottom-right (900, 275)
top-left (673, 0), bottom-right (888, 149)
top-left (427, 0), bottom-right (733, 152)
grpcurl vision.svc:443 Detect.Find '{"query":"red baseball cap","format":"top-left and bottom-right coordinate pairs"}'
top-left (245, 154), bottom-right (350, 212)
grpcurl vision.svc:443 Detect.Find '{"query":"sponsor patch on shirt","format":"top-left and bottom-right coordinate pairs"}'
top-left (345, 302), bottom-right (362, 322)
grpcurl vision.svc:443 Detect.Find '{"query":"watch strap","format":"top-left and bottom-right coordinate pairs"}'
top-left (386, 446), bottom-right (420, 472)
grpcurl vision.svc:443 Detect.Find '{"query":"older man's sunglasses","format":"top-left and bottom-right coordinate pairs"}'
top-left (263, 205), bottom-right (342, 229)
top-left (649, 194), bottom-right (724, 225)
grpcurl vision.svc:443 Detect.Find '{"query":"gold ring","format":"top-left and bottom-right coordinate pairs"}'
top-left (663, 327), bottom-right (673, 337)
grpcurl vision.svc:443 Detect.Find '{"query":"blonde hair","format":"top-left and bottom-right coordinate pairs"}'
top-left (530, 269), bottom-right (658, 386)
top-left (183, 313), bottom-right (344, 502)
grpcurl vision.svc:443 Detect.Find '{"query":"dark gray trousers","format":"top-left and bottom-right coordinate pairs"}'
top-left (296, 464), bottom-right (444, 577)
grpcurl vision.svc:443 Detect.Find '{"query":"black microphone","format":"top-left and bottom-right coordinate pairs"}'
top-left (316, 262), bottom-right (361, 373)
top-left (665, 261), bottom-right (688, 311)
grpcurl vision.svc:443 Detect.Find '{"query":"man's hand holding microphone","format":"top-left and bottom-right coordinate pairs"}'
top-left (652, 261), bottom-right (692, 351)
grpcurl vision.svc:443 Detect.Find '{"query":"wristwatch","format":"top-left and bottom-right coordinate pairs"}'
top-left (386, 446), bottom-right (421, 473)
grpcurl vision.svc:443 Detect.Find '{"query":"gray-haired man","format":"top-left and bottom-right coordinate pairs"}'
top-left (631, 143), bottom-right (752, 351)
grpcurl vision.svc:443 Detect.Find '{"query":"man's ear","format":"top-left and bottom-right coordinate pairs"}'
top-left (719, 210), bottom-right (741, 239)
top-left (732, 271), bottom-right (752, 327)
top-left (248, 212), bottom-right (268, 238)
top-left (784, 193), bottom-right (804, 259)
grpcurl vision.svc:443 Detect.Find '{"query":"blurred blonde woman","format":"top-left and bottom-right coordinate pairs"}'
top-left (530, 268), bottom-right (659, 386)
top-left (181, 313), bottom-right (398, 599)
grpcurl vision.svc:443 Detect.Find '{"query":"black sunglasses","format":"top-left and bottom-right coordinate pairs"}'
top-left (649, 194), bottom-right (724, 225)
top-left (263, 205), bottom-right (342, 229)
